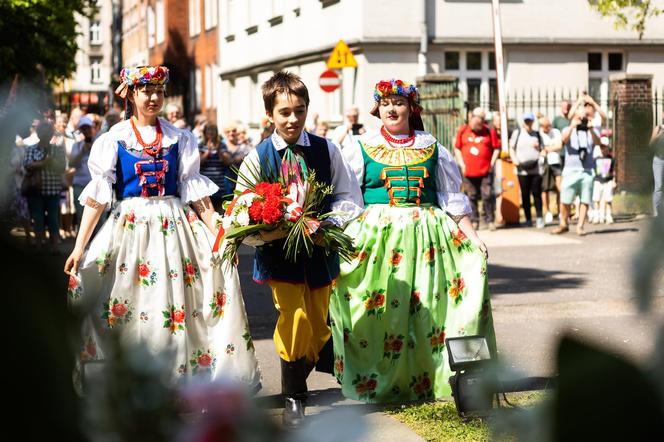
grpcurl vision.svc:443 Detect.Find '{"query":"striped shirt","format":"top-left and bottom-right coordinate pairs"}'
top-left (199, 141), bottom-right (229, 196)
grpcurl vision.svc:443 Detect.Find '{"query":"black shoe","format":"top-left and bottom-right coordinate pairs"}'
top-left (282, 396), bottom-right (306, 429)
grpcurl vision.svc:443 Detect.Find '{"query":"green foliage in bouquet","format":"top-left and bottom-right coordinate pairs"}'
top-left (219, 161), bottom-right (356, 265)
top-left (283, 171), bottom-right (356, 264)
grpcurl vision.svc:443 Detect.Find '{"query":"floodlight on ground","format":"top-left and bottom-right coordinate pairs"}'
top-left (447, 335), bottom-right (556, 419)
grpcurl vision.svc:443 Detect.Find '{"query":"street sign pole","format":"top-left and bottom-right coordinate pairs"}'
top-left (339, 69), bottom-right (344, 121)
top-left (326, 41), bottom-right (358, 121)
top-left (490, 0), bottom-right (521, 225)
top-left (491, 0), bottom-right (508, 152)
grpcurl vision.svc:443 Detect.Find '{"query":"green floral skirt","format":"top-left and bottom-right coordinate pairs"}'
top-left (330, 204), bottom-right (495, 403)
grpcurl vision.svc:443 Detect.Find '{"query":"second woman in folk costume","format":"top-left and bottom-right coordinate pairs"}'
top-left (330, 79), bottom-right (496, 403)
top-left (64, 66), bottom-right (260, 391)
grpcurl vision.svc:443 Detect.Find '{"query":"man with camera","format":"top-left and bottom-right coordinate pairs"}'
top-left (551, 106), bottom-right (601, 236)
top-left (333, 105), bottom-right (366, 152)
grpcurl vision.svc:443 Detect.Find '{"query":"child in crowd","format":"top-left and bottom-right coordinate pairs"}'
top-left (591, 137), bottom-right (615, 224)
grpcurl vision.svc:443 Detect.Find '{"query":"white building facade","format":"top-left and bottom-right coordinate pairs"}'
top-left (218, 0), bottom-right (664, 132)
top-left (61, 0), bottom-right (115, 112)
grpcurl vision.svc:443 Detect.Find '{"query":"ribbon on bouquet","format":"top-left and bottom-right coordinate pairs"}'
top-left (282, 182), bottom-right (320, 235)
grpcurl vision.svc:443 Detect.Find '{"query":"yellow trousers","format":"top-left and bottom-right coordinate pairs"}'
top-left (269, 281), bottom-right (332, 363)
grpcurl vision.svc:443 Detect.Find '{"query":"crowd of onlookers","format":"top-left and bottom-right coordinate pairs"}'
top-left (7, 92), bottom-right (663, 251)
top-left (7, 102), bottom-right (276, 252)
top-left (454, 93), bottom-right (618, 236)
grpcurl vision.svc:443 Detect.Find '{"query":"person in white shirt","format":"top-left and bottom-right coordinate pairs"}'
top-left (332, 105), bottom-right (366, 152)
top-left (539, 116), bottom-right (563, 224)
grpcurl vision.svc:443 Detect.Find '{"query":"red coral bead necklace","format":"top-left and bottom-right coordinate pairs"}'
top-left (381, 125), bottom-right (415, 147)
top-left (131, 117), bottom-right (163, 156)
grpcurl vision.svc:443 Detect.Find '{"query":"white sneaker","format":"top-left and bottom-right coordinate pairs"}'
top-left (599, 216), bottom-right (605, 224)
top-left (536, 217), bottom-right (545, 229)
top-left (606, 214), bottom-right (614, 224)
top-left (544, 212), bottom-right (554, 224)
top-left (590, 214), bottom-right (599, 224)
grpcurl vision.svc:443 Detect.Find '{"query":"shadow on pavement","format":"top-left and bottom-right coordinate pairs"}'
top-left (488, 263), bottom-right (586, 295)
top-left (586, 227), bottom-right (639, 235)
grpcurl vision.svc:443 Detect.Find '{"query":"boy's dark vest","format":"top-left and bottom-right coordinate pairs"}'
top-left (252, 133), bottom-right (339, 288)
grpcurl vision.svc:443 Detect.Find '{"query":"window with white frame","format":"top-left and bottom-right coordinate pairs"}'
top-left (205, 0), bottom-right (218, 30)
top-left (90, 57), bottom-right (103, 84)
top-left (588, 51), bottom-right (624, 109)
top-left (156, 0), bottom-right (165, 44)
top-left (246, 0), bottom-right (263, 32)
top-left (89, 20), bottom-right (101, 44)
top-left (147, 6), bottom-right (155, 48)
top-left (189, 0), bottom-right (201, 36)
top-left (224, 0), bottom-right (236, 38)
top-left (442, 49), bottom-right (498, 111)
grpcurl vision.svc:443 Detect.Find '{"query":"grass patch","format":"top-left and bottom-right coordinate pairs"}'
top-left (385, 393), bottom-right (545, 442)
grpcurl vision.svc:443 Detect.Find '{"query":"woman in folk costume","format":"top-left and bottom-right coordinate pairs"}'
top-left (64, 66), bottom-right (260, 390)
top-left (330, 79), bottom-right (496, 403)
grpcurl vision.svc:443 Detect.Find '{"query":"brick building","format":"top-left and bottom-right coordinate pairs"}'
top-left (187, 0), bottom-right (220, 122)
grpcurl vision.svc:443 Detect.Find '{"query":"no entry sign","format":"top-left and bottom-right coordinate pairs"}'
top-left (319, 69), bottom-right (340, 93)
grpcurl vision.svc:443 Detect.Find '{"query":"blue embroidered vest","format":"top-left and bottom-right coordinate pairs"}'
top-left (115, 141), bottom-right (179, 200)
top-left (252, 133), bottom-right (339, 288)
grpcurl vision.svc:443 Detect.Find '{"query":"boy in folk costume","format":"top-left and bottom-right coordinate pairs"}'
top-left (236, 72), bottom-right (363, 427)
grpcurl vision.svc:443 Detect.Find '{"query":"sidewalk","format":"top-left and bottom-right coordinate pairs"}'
top-left (253, 338), bottom-right (425, 441)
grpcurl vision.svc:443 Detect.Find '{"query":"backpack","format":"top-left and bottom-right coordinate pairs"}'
top-left (513, 127), bottom-right (543, 174)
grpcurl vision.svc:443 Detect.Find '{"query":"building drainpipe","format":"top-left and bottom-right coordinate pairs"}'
top-left (418, 0), bottom-right (428, 77)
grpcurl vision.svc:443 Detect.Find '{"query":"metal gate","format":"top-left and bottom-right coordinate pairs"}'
top-left (417, 75), bottom-right (465, 150)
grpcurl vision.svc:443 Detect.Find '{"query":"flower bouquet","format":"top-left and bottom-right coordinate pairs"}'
top-left (212, 160), bottom-right (355, 265)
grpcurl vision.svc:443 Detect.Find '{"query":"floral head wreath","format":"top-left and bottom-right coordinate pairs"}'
top-left (370, 79), bottom-right (423, 117)
top-left (114, 66), bottom-right (170, 99)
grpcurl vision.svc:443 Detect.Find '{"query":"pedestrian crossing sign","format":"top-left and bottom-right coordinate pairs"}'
top-left (326, 40), bottom-right (358, 69)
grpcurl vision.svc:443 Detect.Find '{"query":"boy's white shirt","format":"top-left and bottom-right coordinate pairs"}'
top-left (236, 130), bottom-right (364, 247)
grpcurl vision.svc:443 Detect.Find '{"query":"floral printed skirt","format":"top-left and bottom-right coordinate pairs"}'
top-left (330, 204), bottom-right (495, 403)
top-left (68, 196), bottom-right (261, 390)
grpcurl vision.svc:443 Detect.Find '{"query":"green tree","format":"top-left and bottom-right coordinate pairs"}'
top-left (0, 0), bottom-right (96, 84)
top-left (589, 0), bottom-right (664, 39)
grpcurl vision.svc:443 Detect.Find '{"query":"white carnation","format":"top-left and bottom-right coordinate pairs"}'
top-left (237, 192), bottom-right (256, 206)
top-left (236, 209), bottom-right (250, 226)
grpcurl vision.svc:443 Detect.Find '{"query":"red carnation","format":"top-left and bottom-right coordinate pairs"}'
top-left (162, 218), bottom-right (169, 229)
top-left (185, 263), bottom-right (195, 275)
top-left (126, 211), bottom-right (135, 223)
top-left (391, 340), bottom-right (403, 352)
top-left (262, 197), bottom-right (284, 224)
top-left (255, 182), bottom-right (282, 198)
top-left (374, 293), bottom-right (385, 307)
top-left (111, 303), bottom-right (128, 317)
top-left (248, 201), bottom-right (264, 222)
top-left (68, 276), bottom-right (77, 290)
top-left (366, 379), bottom-right (378, 390)
top-left (254, 182), bottom-right (270, 196)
